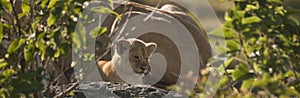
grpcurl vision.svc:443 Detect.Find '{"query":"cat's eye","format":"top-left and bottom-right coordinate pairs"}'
top-left (133, 55), bottom-right (139, 61)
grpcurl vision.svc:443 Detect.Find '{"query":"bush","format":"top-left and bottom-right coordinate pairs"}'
top-left (0, 0), bottom-right (86, 97)
top-left (216, 0), bottom-right (300, 97)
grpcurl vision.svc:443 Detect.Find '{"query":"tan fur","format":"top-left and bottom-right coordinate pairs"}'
top-left (97, 38), bottom-right (157, 82)
top-left (97, 61), bottom-right (124, 82)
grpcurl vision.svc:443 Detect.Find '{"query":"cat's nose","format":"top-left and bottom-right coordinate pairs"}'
top-left (141, 67), bottom-right (150, 75)
top-left (141, 67), bottom-right (146, 71)
top-left (143, 70), bottom-right (149, 75)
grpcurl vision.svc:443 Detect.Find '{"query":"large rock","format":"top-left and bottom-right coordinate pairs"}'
top-left (44, 81), bottom-right (182, 98)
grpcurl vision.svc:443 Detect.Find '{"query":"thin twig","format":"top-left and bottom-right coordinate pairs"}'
top-left (28, 0), bottom-right (34, 32)
top-left (52, 66), bottom-right (72, 86)
top-left (54, 82), bottom-right (79, 98)
top-left (44, 57), bottom-right (52, 98)
top-left (222, 63), bottom-right (234, 90)
top-left (10, 1), bottom-right (21, 36)
top-left (0, 4), bottom-right (18, 39)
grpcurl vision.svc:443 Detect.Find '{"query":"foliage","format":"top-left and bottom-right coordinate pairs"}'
top-left (0, 0), bottom-right (118, 96)
top-left (215, 0), bottom-right (300, 97)
top-left (0, 0), bottom-right (87, 97)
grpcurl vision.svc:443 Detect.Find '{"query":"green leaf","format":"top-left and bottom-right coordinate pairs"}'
top-left (0, 88), bottom-right (9, 97)
top-left (47, 28), bottom-right (59, 38)
top-left (263, 47), bottom-right (269, 57)
top-left (40, 0), bottom-right (49, 8)
top-left (32, 17), bottom-right (41, 31)
top-left (24, 44), bottom-right (34, 62)
top-left (258, 37), bottom-right (267, 43)
top-left (267, 0), bottom-right (283, 4)
top-left (208, 29), bottom-right (236, 39)
top-left (224, 58), bottom-right (233, 67)
top-left (284, 71), bottom-right (294, 77)
top-left (235, 0), bottom-right (246, 2)
top-left (18, 0), bottom-right (30, 18)
top-left (246, 44), bottom-right (261, 55)
top-left (242, 16), bottom-right (261, 24)
top-left (223, 28), bottom-right (236, 39)
top-left (283, 88), bottom-right (299, 96)
top-left (69, 91), bottom-right (75, 96)
top-left (47, 0), bottom-right (57, 9)
top-left (83, 53), bottom-right (95, 61)
top-left (245, 4), bottom-right (258, 11)
top-left (232, 64), bottom-right (250, 80)
top-left (89, 27), bottom-right (107, 38)
top-left (8, 38), bottom-right (26, 53)
top-left (225, 10), bottom-right (234, 21)
top-left (0, 0), bottom-right (12, 11)
top-left (223, 20), bottom-right (234, 28)
top-left (217, 47), bottom-right (227, 56)
top-left (54, 51), bottom-right (60, 58)
top-left (237, 11), bottom-right (246, 18)
top-left (0, 23), bottom-right (3, 43)
top-left (227, 40), bottom-right (239, 52)
top-left (91, 6), bottom-right (121, 19)
top-left (252, 74), bottom-right (270, 87)
top-left (241, 79), bottom-right (254, 91)
top-left (219, 76), bottom-right (229, 87)
top-left (36, 41), bottom-right (46, 60)
top-left (208, 28), bottom-right (224, 38)
top-left (0, 61), bottom-right (8, 69)
top-left (3, 23), bottom-right (11, 29)
top-left (2, 69), bottom-right (15, 77)
top-left (47, 13), bottom-right (56, 27)
top-left (73, 23), bottom-right (86, 49)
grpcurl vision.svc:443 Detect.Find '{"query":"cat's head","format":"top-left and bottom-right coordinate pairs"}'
top-left (114, 38), bottom-right (157, 75)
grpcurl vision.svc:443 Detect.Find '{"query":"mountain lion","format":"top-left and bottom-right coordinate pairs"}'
top-left (97, 38), bottom-right (157, 83)
top-left (95, 2), bottom-right (212, 89)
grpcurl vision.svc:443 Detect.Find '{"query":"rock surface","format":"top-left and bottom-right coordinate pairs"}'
top-left (44, 81), bottom-right (183, 98)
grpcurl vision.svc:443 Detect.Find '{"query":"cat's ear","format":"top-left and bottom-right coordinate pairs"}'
top-left (116, 40), bottom-right (131, 55)
top-left (131, 40), bottom-right (144, 48)
top-left (147, 43), bottom-right (157, 56)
